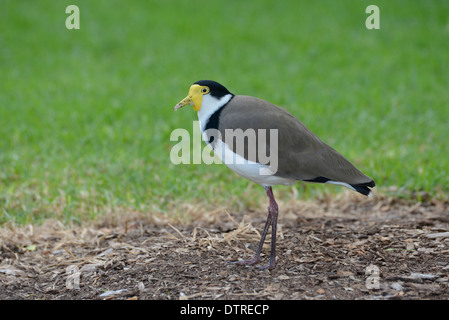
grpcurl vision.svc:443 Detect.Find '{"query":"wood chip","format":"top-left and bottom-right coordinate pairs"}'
top-left (426, 232), bottom-right (449, 239)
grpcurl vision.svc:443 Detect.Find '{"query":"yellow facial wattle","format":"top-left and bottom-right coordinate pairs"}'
top-left (173, 84), bottom-right (210, 111)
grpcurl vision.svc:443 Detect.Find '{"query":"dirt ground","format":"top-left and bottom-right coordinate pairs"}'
top-left (1, 192), bottom-right (448, 300)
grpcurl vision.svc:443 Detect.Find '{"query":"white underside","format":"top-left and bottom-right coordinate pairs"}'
top-left (324, 180), bottom-right (356, 192)
top-left (208, 137), bottom-right (367, 192)
top-left (211, 138), bottom-right (296, 187)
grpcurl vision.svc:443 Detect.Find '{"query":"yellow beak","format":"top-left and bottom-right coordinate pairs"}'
top-left (173, 84), bottom-right (203, 112)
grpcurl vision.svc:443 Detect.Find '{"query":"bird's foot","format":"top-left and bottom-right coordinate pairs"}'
top-left (228, 257), bottom-right (259, 266)
top-left (228, 257), bottom-right (276, 270)
top-left (255, 261), bottom-right (276, 270)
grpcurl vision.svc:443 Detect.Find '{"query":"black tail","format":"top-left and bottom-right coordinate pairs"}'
top-left (304, 176), bottom-right (376, 196)
top-left (351, 180), bottom-right (376, 196)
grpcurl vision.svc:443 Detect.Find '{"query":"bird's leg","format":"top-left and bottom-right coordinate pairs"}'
top-left (258, 186), bottom-right (278, 270)
top-left (231, 186), bottom-right (278, 270)
top-left (232, 207), bottom-right (272, 266)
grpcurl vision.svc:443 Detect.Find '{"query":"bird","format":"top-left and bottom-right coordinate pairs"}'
top-left (174, 80), bottom-right (375, 269)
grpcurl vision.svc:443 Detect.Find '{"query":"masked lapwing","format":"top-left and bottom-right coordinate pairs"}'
top-left (174, 80), bottom-right (375, 269)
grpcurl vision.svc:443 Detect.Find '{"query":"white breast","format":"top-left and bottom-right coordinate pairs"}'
top-left (210, 138), bottom-right (296, 187)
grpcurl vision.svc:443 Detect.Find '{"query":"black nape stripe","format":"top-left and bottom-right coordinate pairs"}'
top-left (204, 97), bottom-right (234, 144)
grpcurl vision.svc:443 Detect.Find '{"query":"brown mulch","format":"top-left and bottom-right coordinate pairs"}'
top-left (1, 192), bottom-right (448, 300)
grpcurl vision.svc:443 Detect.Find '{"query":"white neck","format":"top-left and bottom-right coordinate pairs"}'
top-left (198, 93), bottom-right (233, 132)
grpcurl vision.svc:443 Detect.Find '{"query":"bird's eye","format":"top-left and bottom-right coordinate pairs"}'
top-left (202, 87), bottom-right (209, 94)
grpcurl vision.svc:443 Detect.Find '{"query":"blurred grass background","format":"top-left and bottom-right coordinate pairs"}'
top-left (1, 0), bottom-right (448, 224)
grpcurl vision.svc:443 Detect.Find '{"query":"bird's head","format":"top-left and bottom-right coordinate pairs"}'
top-left (174, 80), bottom-right (233, 112)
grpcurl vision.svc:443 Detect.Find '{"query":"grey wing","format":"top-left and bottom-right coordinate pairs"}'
top-left (219, 95), bottom-right (374, 186)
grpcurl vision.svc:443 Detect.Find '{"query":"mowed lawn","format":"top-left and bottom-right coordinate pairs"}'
top-left (1, 0), bottom-right (448, 224)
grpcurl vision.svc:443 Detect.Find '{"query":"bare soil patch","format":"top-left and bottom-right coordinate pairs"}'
top-left (1, 193), bottom-right (448, 300)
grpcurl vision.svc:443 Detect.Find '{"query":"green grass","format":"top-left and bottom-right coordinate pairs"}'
top-left (1, 0), bottom-right (448, 224)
